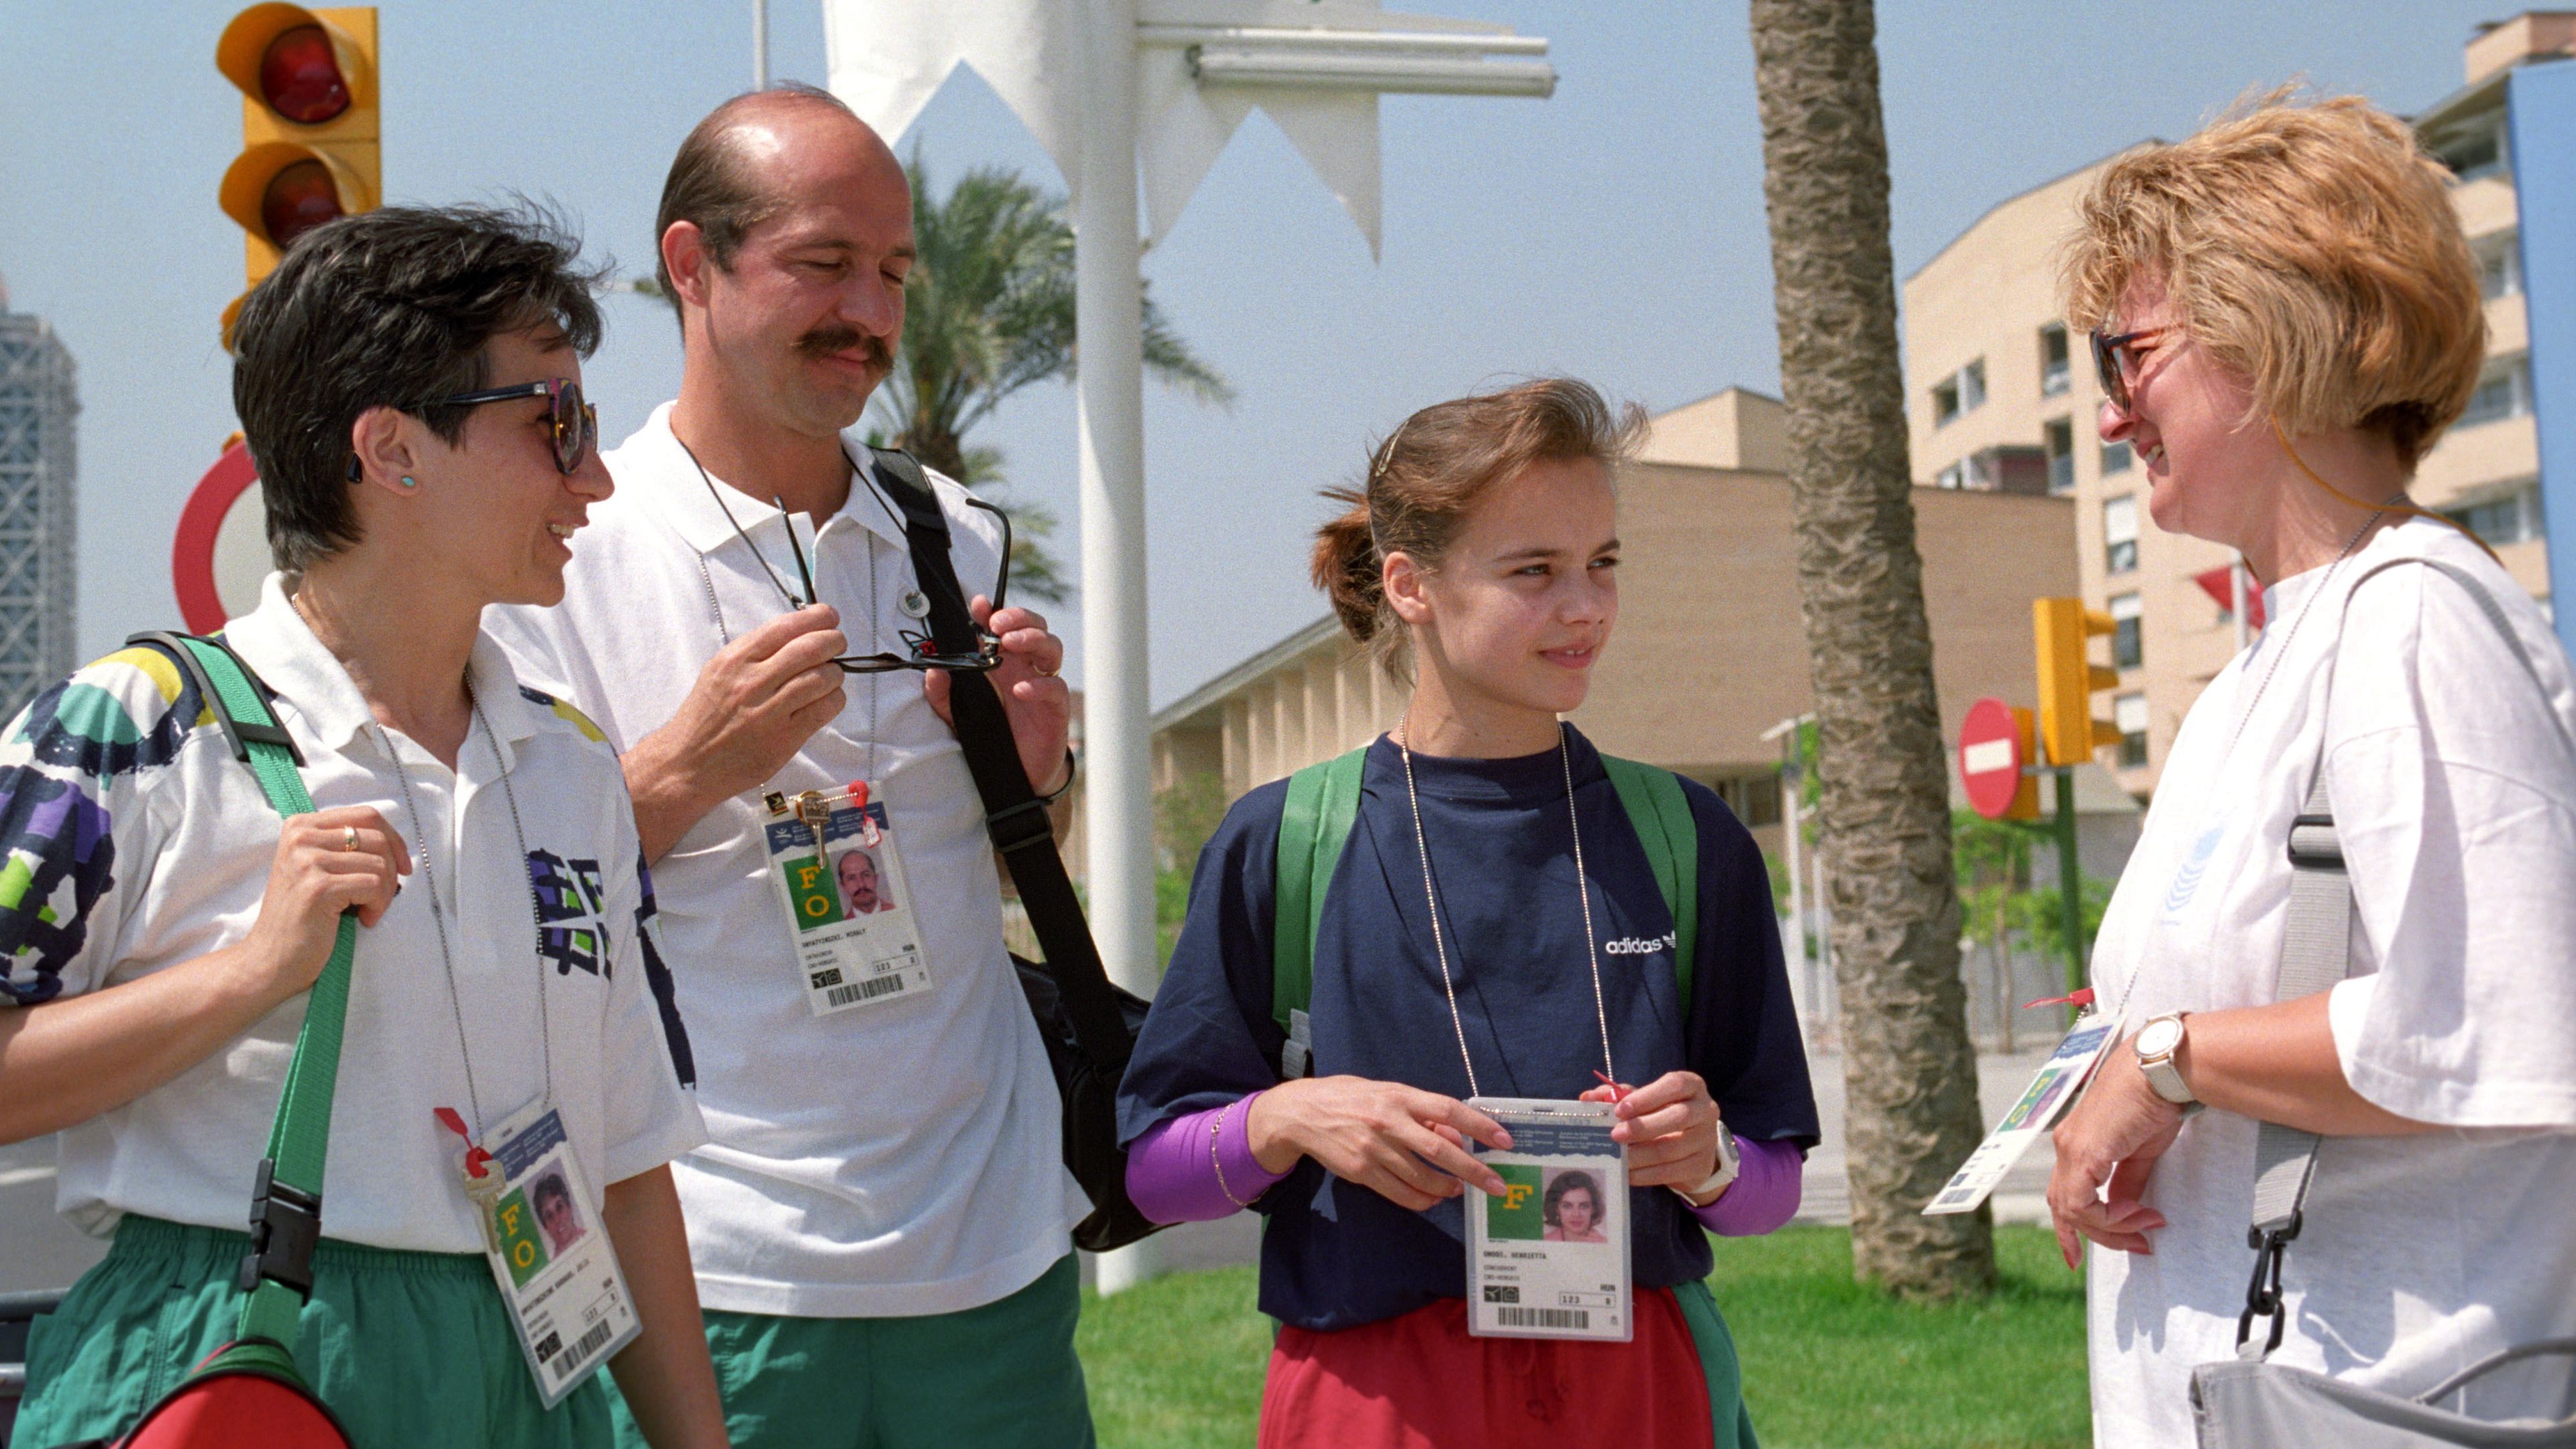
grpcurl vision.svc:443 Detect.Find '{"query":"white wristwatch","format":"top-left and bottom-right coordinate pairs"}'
top-left (1675, 1124), bottom-right (1742, 1205)
top-left (2133, 1012), bottom-right (2200, 1110)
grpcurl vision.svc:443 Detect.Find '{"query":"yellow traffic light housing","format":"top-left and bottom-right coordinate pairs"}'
top-left (217, 5), bottom-right (379, 346)
top-left (2033, 597), bottom-right (2122, 767)
top-left (2004, 705), bottom-right (2041, 820)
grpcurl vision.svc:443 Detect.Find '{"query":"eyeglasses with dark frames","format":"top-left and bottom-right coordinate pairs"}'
top-left (761, 492), bottom-right (1015, 676)
top-left (414, 376), bottom-right (599, 474)
top-left (2090, 327), bottom-right (2167, 413)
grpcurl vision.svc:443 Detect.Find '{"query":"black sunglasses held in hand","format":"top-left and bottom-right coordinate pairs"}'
top-left (770, 494), bottom-right (1012, 676)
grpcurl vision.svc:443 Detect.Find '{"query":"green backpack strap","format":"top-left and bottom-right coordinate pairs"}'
top-left (1268, 745), bottom-right (1701, 1077)
top-left (129, 631), bottom-right (358, 1354)
top-left (1599, 755), bottom-right (1698, 1010)
top-left (1271, 747), bottom-right (1368, 1076)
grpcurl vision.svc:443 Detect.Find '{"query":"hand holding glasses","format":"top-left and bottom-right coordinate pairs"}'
top-left (765, 495), bottom-right (1008, 676)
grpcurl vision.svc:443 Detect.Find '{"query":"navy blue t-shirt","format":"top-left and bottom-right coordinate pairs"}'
top-left (1116, 726), bottom-right (1820, 1332)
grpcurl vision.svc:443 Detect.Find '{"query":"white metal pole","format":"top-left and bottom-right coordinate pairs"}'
top-left (1078, 0), bottom-right (1161, 1295)
top-left (1778, 747), bottom-right (1809, 1042)
top-left (752, 0), bottom-right (769, 88)
top-left (2231, 551), bottom-right (2251, 652)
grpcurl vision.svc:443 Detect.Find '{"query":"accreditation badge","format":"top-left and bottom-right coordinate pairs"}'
top-left (1464, 1097), bottom-right (1633, 1342)
top-left (761, 782), bottom-right (932, 1017)
top-left (1923, 1010), bottom-right (2116, 1216)
top-left (466, 1103), bottom-right (641, 1407)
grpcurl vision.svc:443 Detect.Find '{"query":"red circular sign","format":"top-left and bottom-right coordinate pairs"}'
top-left (174, 439), bottom-right (260, 633)
top-left (1959, 696), bottom-right (2025, 820)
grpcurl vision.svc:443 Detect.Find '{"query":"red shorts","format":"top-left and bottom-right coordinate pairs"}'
top-left (1256, 1283), bottom-right (1752, 1449)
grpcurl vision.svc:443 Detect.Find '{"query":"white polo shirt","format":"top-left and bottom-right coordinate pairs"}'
top-left (484, 402), bottom-right (1084, 1319)
top-left (0, 576), bottom-right (704, 1254)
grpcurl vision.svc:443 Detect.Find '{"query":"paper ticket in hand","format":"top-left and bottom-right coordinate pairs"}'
top-left (1465, 1097), bottom-right (1634, 1342)
top-left (1923, 1013), bottom-right (2117, 1216)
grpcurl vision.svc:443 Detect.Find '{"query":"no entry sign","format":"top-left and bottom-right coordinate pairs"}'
top-left (173, 438), bottom-right (269, 633)
top-left (1960, 696), bottom-right (2037, 821)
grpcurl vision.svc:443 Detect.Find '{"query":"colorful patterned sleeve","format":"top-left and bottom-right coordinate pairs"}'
top-left (0, 645), bottom-right (207, 1006)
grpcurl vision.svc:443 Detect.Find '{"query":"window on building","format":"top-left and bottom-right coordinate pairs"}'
top-left (2110, 591), bottom-right (2143, 670)
top-left (2443, 481), bottom-right (2544, 546)
top-left (2040, 324), bottom-right (2071, 396)
top-left (2476, 231), bottom-right (2522, 301)
top-left (2104, 494), bottom-right (2139, 574)
top-left (2101, 439), bottom-right (2134, 475)
top-left (2045, 417), bottom-right (2075, 494)
top-left (2114, 692), bottom-right (2150, 769)
top-left (1710, 773), bottom-right (1783, 829)
top-left (1935, 461), bottom-right (1966, 489)
top-left (2459, 356), bottom-right (2532, 428)
top-left (1930, 359), bottom-right (1987, 427)
top-left (2434, 111), bottom-right (2508, 183)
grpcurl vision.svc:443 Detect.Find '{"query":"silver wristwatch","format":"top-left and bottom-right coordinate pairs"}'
top-left (1675, 1124), bottom-right (1742, 1205)
top-left (2133, 1012), bottom-right (2199, 1108)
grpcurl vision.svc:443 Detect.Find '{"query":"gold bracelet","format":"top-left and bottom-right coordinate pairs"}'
top-left (1212, 1098), bottom-right (1254, 1209)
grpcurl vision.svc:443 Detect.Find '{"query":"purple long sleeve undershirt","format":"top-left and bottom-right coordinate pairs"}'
top-left (1124, 1091), bottom-right (1805, 1236)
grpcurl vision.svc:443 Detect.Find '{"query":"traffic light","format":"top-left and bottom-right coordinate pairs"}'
top-left (2033, 597), bottom-right (2121, 767)
top-left (215, 6), bottom-right (379, 347)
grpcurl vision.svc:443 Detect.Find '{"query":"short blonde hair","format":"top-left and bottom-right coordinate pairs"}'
top-left (2061, 91), bottom-right (2486, 468)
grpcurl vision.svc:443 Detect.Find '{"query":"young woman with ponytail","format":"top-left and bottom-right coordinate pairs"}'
top-left (1116, 378), bottom-right (1819, 1448)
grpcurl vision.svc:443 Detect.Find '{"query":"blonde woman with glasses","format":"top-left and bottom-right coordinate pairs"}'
top-left (2045, 94), bottom-right (2576, 1444)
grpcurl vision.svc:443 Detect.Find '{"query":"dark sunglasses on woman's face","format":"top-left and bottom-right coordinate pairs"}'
top-left (415, 376), bottom-right (599, 474)
top-left (2089, 327), bottom-right (2167, 413)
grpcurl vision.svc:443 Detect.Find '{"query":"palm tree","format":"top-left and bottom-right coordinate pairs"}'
top-left (1748, 0), bottom-right (1995, 1299)
top-left (872, 154), bottom-right (1234, 604)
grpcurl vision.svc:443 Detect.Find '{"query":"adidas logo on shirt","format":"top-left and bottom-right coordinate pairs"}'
top-left (1602, 932), bottom-right (1676, 957)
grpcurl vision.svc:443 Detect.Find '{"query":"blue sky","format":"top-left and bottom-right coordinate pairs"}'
top-left (0, 1), bottom-right (2513, 704)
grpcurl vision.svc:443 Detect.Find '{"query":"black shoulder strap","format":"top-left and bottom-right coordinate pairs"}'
top-left (867, 448), bottom-right (1132, 1067)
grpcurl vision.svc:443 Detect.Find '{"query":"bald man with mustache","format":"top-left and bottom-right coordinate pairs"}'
top-left (487, 85), bottom-right (1093, 1449)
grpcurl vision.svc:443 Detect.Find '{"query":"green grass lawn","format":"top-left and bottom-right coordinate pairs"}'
top-left (1076, 1225), bottom-right (2090, 1449)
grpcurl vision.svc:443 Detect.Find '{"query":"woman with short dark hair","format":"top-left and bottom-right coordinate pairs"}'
top-left (3, 205), bottom-right (727, 1448)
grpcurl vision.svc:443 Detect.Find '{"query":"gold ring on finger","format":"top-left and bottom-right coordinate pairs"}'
top-left (341, 825), bottom-right (361, 852)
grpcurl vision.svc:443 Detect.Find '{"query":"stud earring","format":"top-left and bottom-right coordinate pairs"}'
top-left (399, 476), bottom-right (418, 489)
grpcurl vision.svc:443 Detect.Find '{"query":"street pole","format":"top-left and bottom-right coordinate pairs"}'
top-left (2232, 551), bottom-right (2250, 653)
top-left (2053, 765), bottom-right (2084, 1022)
top-left (1077, 0), bottom-right (1161, 1296)
top-left (752, 0), bottom-right (769, 89)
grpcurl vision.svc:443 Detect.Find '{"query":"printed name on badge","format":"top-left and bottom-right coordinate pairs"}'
top-left (762, 781), bottom-right (933, 1017)
top-left (1465, 1097), bottom-right (1634, 1343)
top-left (472, 1105), bottom-right (641, 1407)
top-left (1923, 1014), bottom-right (2118, 1216)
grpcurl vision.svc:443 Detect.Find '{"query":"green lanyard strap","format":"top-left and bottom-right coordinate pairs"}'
top-left (130, 631), bottom-right (358, 1352)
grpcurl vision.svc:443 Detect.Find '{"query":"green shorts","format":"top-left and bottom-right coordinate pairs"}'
top-left (610, 1253), bottom-right (1093, 1449)
top-left (14, 1215), bottom-right (610, 1449)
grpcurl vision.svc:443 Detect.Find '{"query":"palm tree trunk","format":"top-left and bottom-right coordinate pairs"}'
top-left (1748, 0), bottom-right (1994, 1298)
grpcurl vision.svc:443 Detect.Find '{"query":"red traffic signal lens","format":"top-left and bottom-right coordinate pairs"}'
top-left (259, 24), bottom-right (350, 123)
top-left (261, 160), bottom-right (343, 249)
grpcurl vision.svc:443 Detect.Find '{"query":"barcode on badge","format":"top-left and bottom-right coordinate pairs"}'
top-left (826, 975), bottom-right (906, 1008)
top-left (550, 1320), bottom-right (616, 1380)
top-left (1495, 1306), bottom-right (1589, 1330)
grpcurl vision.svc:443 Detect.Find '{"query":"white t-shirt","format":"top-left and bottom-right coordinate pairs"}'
top-left (2085, 519), bottom-right (2576, 1444)
top-left (484, 403), bottom-right (1085, 1318)
top-left (0, 576), bottom-right (704, 1254)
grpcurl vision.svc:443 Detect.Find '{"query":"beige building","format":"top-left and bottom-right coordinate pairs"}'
top-left (1146, 388), bottom-right (2082, 865)
top-left (1903, 11), bottom-right (2571, 797)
